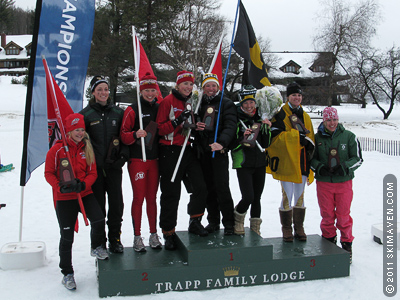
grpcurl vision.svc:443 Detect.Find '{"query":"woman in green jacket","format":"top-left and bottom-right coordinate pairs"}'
top-left (311, 107), bottom-right (363, 263)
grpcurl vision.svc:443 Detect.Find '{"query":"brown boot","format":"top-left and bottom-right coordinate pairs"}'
top-left (279, 209), bottom-right (293, 242)
top-left (293, 207), bottom-right (307, 241)
top-left (234, 206), bottom-right (247, 235)
top-left (249, 218), bottom-right (262, 236)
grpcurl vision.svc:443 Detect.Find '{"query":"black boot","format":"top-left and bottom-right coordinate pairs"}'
top-left (205, 223), bottom-right (220, 233)
top-left (323, 235), bottom-right (337, 244)
top-left (341, 241), bottom-right (352, 264)
top-left (108, 236), bottom-right (124, 253)
top-left (189, 217), bottom-right (208, 237)
top-left (163, 232), bottom-right (177, 251)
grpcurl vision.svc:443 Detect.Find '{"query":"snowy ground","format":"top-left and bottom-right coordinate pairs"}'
top-left (0, 75), bottom-right (399, 299)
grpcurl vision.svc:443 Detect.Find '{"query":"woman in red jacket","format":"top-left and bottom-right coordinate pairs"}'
top-left (45, 113), bottom-right (108, 291)
top-left (120, 73), bottom-right (162, 252)
top-left (156, 70), bottom-right (208, 250)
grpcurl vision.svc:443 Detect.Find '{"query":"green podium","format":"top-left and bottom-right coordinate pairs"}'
top-left (97, 229), bottom-right (350, 297)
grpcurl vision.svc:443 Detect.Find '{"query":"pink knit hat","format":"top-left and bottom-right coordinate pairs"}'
top-left (323, 107), bottom-right (339, 121)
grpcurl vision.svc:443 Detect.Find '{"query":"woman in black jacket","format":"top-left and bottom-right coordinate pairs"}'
top-left (230, 88), bottom-right (271, 236)
top-left (194, 73), bottom-right (237, 235)
top-left (80, 76), bottom-right (129, 253)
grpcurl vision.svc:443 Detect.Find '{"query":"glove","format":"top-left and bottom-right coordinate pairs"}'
top-left (332, 164), bottom-right (346, 176)
top-left (171, 110), bottom-right (191, 128)
top-left (318, 166), bottom-right (332, 177)
top-left (299, 133), bottom-right (308, 146)
top-left (60, 179), bottom-right (86, 194)
top-left (111, 157), bottom-right (127, 169)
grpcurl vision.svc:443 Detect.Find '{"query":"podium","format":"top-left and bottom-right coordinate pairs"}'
top-left (97, 229), bottom-right (350, 297)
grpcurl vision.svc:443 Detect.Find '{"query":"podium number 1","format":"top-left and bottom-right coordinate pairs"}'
top-left (229, 253), bottom-right (234, 261)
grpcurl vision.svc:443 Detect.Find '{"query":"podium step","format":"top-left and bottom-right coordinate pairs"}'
top-left (97, 229), bottom-right (350, 297)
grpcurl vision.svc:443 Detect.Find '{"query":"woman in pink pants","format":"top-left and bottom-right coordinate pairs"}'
top-left (311, 107), bottom-right (363, 263)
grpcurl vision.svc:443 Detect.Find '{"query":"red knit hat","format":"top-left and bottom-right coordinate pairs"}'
top-left (176, 70), bottom-right (194, 85)
top-left (139, 72), bottom-right (158, 91)
top-left (323, 107), bottom-right (339, 121)
top-left (65, 113), bottom-right (85, 132)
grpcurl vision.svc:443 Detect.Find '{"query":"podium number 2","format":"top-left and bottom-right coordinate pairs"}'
top-left (142, 272), bottom-right (148, 281)
top-left (229, 253), bottom-right (234, 261)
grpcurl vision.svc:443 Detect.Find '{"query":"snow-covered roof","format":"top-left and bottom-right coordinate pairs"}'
top-left (266, 51), bottom-right (348, 79)
top-left (4, 35), bottom-right (32, 48)
top-left (0, 35), bottom-right (32, 60)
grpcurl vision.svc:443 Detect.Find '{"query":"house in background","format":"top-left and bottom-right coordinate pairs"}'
top-left (0, 34), bottom-right (32, 77)
top-left (267, 51), bottom-right (350, 106)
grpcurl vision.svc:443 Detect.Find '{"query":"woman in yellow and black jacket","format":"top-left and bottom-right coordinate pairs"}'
top-left (266, 82), bottom-right (315, 242)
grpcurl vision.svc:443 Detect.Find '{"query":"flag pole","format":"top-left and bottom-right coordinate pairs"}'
top-left (132, 26), bottom-right (147, 162)
top-left (42, 56), bottom-right (89, 226)
top-left (212, 0), bottom-right (241, 158)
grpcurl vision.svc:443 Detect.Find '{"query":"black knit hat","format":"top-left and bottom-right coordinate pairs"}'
top-left (90, 75), bottom-right (109, 92)
top-left (286, 82), bottom-right (302, 97)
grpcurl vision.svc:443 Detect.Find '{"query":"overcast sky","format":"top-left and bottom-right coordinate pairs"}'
top-left (13, 0), bottom-right (400, 51)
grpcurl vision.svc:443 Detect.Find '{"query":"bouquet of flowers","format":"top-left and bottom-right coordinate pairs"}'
top-left (255, 86), bottom-right (283, 120)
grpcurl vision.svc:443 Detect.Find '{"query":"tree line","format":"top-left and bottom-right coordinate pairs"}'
top-left (2, 0), bottom-right (399, 119)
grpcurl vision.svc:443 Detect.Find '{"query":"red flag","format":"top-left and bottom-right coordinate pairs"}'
top-left (43, 57), bottom-right (88, 230)
top-left (209, 35), bottom-right (223, 90)
top-left (134, 35), bottom-right (163, 101)
top-left (46, 71), bottom-right (74, 150)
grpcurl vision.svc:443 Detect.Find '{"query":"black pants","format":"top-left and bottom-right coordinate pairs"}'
top-left (56, 194), bottom-right (105, 275)
top-left (200, 151), bottom-right (234, 228)
top-left (235, 166), bottom-right (266, 218)
top-left (92, 167), bottom-right (124, 241)
top-left (158, 145), bottom-right (207, 232)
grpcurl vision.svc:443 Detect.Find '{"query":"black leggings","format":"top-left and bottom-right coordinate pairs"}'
top-left (56, 194), bottom-right (105, 275)
top-left (235, 166), bottom-right (266, 218)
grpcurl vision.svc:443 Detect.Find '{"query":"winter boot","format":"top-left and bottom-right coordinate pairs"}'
top-left (279, 209), bottom-right (293, 242)
top-left (293, 207), bottom-right (307, 241)
top-left (188, 216), bottom-right (208, 237)
top-left (108, 236), bottom-right (124, 253)
top-left (341, 241), bottom-right (353, 264)
top-left (163, 230), bottom-right (177, 251)
top-left (249, 218), bottom-right (262, 236)
top-left (234, 206), bottom-right (247, 235)
top-left (323, 235), bottom-right (337, 245)
top-left (205, 223), bottom-right (220, 233)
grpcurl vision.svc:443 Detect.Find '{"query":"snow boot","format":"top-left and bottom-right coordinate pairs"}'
top-left (279, 209), bottom-right (293, 242)
top-left (341, 241), bottom-right (353, 264)
top-left (293, 207), bottom-right (307, 241)
top-left (108, 236), bottom-right (124, 253)
top-left (249, 218), bottom-right (262, 236)
top-left (163, 230), bottom-right (177, 251)
top-left (234, 206), bottom-right (247, 235)
top-left (323, 235), bottom-right (337, 245)
top-left (188, 216), bottom-right (208, 237)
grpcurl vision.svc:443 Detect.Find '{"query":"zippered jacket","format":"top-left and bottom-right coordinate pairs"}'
top-left (120, 97), bottom-right (159, 160)
top-left (45, 138), bottom-right (97, 201)
top-left (230, 105), bottom-right (271, 169)
top-left (311, 122), bottom-right (363, 183)
top-left (80, 99), bottom-right (128, 168)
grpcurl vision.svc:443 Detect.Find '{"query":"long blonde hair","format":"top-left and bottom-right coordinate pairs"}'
top-left (66, 131), bottom-right (95, 166)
